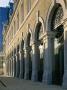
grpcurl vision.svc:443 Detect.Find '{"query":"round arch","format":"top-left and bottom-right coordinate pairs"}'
top-left (34, 17), bottom-right (45, 41)
top-left (20, 39), bottom-right (24, 50)
top-left (45, 0), bottom-right (65, 85)
top-left (24, 32), bottom-right (31, 48)
top-left (46, 0), bottom-right (66, 31)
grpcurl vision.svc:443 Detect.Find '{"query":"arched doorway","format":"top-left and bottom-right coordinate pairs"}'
top-left (50, 4), bottom-right (64, 85)
top-left (34, 21), bottom-right (44, 82)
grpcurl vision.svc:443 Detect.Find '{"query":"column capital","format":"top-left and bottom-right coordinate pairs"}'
top-left (46, 31), bottom-right (55, 38)
top-left (31, 40), bottom-right (40, 48)
top-left (18, 50), bottom-right (21, 55)
top-left (14, 54), bottom-right (16, 57)
top-left (43, 31), bottom-right (55, 43)
top-left (31, 43), bottom-right (38, 49)
top-left (24, 46), bottom-right (31, 52)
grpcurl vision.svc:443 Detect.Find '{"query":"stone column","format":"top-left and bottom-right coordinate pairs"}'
top-left (8, 60), bottom-right (10, 76)
top-left (9, 60), bottom-right (10, 76)
top-left (19, 50), bottom-right (24, 78)
top-left (12, 56), bottom-right (14, 77)
top-left (12, 57), bottom-right (14, 77)
top-left (63, 21), bottom-right (67, 87)
top-left (10, 58), bottom-right (12, 76)
top-left (12, 59), bottom-right (13, 77)
top-left (31, 43), bottom-right (40, 81)
top-left (42, 32), bottom-right (54, 84)
top-left (6, 60), bottom-right (8, 76)
top-left (14, 54), bottom-right (16, 77)
top-left (16, 51), bottom-right (20, 78)
top-left (16, 54), bottom-right (17, 77)
top-left (11, 58), bottom-right (13, 77)
top-left (9, 59), bottom-right (11, 76)
top-left (59, 45), bottom-right (64, 84)
top-left (24, 47), bottom-right (30, 80)
top-left (7, 60), bottom-right (9, 76)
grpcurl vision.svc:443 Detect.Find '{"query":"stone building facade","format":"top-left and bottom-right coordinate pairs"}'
top-left (0, 51), bottom-right (5, 75)
top-left (3, 0), bottom-right (67, 87)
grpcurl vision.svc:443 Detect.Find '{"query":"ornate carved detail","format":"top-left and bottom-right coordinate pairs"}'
top-left (52, 5), bottom-right (63, 29)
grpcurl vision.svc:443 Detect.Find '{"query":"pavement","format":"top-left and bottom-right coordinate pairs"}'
top-left (0, 76), bottom-right (67, 90)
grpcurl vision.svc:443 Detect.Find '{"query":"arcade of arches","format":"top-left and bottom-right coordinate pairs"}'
top-left (5, 1), bottom-right (67, 87)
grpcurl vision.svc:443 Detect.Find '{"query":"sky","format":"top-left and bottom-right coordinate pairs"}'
top-left (0, 0), bottom-right (14, 7)
top-left (0, 0), bottom-right (14, 50)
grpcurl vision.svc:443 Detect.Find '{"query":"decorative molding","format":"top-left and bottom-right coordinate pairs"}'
top-left (46, 0), bottom-right (66, 31)
top-left (52, 6), bottom-right (63, 29)
top-left (33, 16), bottom-right (45, 42)
top-left (56, 0), bottom-right (66, 13)
top-left (46, 1), bottom-right (55, 31)
top-left (39, 17), bottom-right (45, 33)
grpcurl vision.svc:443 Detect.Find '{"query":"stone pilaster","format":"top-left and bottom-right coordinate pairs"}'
top-left (24, 47), bottom-right (30, 80)
top-left (63, 21), bottom-right (67, 87)
top-left (31, 43), bottom-right (40, 81)
top-left (42, 32), bottom-right (54, 84)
